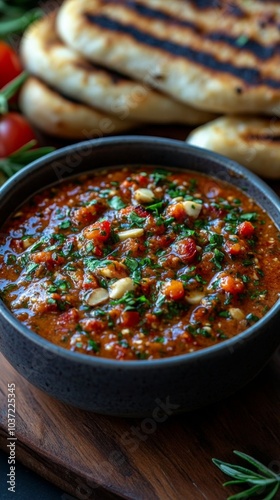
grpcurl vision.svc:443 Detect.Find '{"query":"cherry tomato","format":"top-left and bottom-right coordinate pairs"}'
top-left (0, 113), bottom-right (36, 157)
top-left (0, 42), bottom-right (22, 89)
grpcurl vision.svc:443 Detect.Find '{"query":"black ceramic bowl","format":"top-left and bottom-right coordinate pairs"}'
top-left (0, 137), bottom-right (279, 417)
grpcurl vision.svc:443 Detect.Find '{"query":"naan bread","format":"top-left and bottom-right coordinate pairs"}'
top-left (19, 77), bottom-right (136, 139)
top-left (187, 116), bottom-right (280, 179)
top-left (20, 13), bottom-right (215, 125)
top-left (57, 0), bottom-right (280, 115)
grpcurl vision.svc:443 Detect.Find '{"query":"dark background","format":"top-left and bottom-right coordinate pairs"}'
top-left (0, 450), bottom-right (73, 499)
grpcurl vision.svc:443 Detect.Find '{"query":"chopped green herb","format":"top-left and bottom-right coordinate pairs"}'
top-left (235, 34), bottom-right (249, 47)
top-left (250, 290), bottom-right (267, 299)
top-left (189, 179), bottom-right (198, 193)
top-left (124, 257), bottom-right (139, 272)
top-left (59, 220), bottom-right (72, 230)
top-left (195, 274), bottom-right (207, 284)
top-left (150, 169), bottom-right (170, 185)
top-left (240, 212), bottom-right (258, 222)
top-left (108, 196), bottom-right (126, 210)
top-left (111, 291), bottom-right (150, 311)
top-left (88, 339), bottom-right (100, 352)
top-left (128, 211), bottom-right (145, 228)
top-left (6, 254), bottom-right (17, 265)
top-left (153, 337), bottom-right (165, 343)
top-left (188, 325), bottom-right (212, 338)
top-left (211, 249), bottom-right (225, 270)
top-left (224, 294), bottom-right (233, 306)
top-left (25, 263), bottom-right (39, 275)
top-left (246, 313), bottom-right (260, 323)
top-left (209, 233), bottom-right (224, 247)
top-left (146, 201), bottom-right (165, 215)
top-left (219, 311), bottom-right (230, 318)
top-left (84, 258), bottom-right (114, 272)
top-left (119, 339), bottom-right (129, 348)
top-left (124, 257), bottom-right (142, 283)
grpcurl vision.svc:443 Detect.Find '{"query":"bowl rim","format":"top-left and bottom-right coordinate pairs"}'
top-left (0, 135), bottom-right (280, 369)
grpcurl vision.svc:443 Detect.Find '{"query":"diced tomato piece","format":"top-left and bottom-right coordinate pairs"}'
top-left (11, 239), bottom-right (24, 252)
top-left (57, 308), bottom-right (80, 328)
top-left (207, 204), bottom-right (226, 219)
top-left (80, 318), bottom-right (105, 333)
top-left (96, 220), bottom-right (111, 241)
top-left (51, 293), bottom-right (61, 301)
top-left (120, 179), bottom-right (135, 190)
top-left (119, 238), bottom-right (146, 256)
top-left (120, 311), bottom-right (140, 327)
top-left (134, 205), bottom-right (149, 218)
top-left (226, 241), bottom-right (242, 256)
top-left (191, 306), bottom-right (208, 323)
top-left (119, 179), bottom-right (136, 199)
top-left (140, 279), bottom-right (152, 295)
top-left (84, 220), bottom-right (111, 242)
top-left (93, 246), bottom-right (103, 257)
top-left (167, 202), bottom-right (186, 221)
top-left (225, 237), bottom-right (246, 256)
top-left (135, 174), bottom-right (149, 187)
top-left (220, 276), bottom-right (245, 294)
top-left (238, 221), bottom-right (255, 238)
top-left (73, 206), bottom-right (97, 225)
top-left (148, 234), bottom-right (176, 252)
top-left (145, 313), bottom-right (159, 326)
top-left (119, 206), bottom-right (134, 217)
top-left (145, 215), bottom-right (165, 235)
top-left (175, 237), bottom-right (197, 263)
top-left (163, 280), bottom-right (185, 300)
top-left (161, 254), bottom-right (181, 269)
top-left (31, 251), bottom-right (65, 269)
top-left (82, 275), bottom-right (99, 290)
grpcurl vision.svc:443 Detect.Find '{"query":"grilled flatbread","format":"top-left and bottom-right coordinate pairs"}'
top-left (187, 116), bottom-right (280, 179)
top-left (21, 13), bottom-right (215, 125)
top-left (57, 0), bottom-right (280, 115)
top-left (19, 77), bottom-right (136, 139)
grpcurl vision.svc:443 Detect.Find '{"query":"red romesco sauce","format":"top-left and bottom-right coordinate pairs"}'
top-left (0, 167), bottom-right (279, 360)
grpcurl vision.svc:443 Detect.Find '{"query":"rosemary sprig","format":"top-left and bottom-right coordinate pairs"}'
top-left (213, 451), bottom-right (280, 500)
top-left (0, 140), bottom-right (55, 183)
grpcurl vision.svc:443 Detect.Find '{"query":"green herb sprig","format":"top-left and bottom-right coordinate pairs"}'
top-left (213, 451), bottom-right (280, 500)
top-left (0, 1), bottom-right (43, 39)
top-left (0, 140), bottom-right (55, 182)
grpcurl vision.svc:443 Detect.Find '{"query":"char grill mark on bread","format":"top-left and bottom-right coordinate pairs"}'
top-left (57, 0), bottom-right (280, 114)
top-left (187, 116), bottom-right (280, 179)
top-left (21, 12), bottom-right (216, 124)
top-left (84, 12), bottom-right (280, 88)
top-left (101, 0), bottom-right (279, 61)
top-left (244, 133), bottom-right (280, 142)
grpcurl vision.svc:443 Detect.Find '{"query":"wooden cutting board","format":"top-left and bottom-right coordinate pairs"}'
top-left (0, 350), bottom-right (280, 500)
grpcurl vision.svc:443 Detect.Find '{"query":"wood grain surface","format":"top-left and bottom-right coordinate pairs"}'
top-left (0, 349), bottom-right (280, 500)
